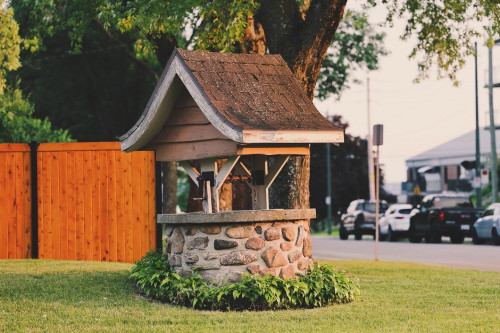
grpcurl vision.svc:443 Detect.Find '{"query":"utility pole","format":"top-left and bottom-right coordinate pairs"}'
top-left (326, 141), bottom-right (332, 234)
top-left (326, 111), bottom-right (333, 235)
top-left (488, 43), bottom-right (498, 203)
top-left (475, 42), bottom-right (482, 208)
top-left (367, 77), bottom-right (375, 201)
top-left (373, 124), bottom-right (383, 262)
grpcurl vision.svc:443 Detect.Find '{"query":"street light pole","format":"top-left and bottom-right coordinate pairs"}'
top-left (488, 43), bottom-right (498, 203)
top-left (367, 77), bottom-right (376, 201)
top-left (373, 124), bottom-right (383, 262)
top-left (326, 141), bottom-right (332, 235)
top-left (475, 42), bottom-right (482, 208)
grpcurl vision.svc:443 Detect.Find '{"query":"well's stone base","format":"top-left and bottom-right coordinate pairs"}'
top-left (164, 219), bottom-right (313, 285)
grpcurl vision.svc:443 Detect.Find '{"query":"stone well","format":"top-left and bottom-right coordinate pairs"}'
top-left (160, 209), bottom-right (315, 284)
top-left (120, 49), bottom-right (344, 285)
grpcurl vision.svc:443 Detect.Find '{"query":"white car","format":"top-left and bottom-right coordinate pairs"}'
top-left (378, 204), bottom-right (413, 242)
top-left (472, 203), bottom-right (500, 245)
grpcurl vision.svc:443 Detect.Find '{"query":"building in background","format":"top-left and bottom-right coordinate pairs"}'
top-left (404, 127), bottom-right (500, 196)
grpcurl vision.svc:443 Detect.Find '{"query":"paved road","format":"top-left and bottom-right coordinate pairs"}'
top-left (312, 236), bottom-right (500, 272)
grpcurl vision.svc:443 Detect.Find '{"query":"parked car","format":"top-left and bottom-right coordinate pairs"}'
top-left (378, 204), bottom-right (413, 242)
top-left (408, 194), bottom-right (483, 244)
top-left (472, 203), bottom-right (500, 245)
top-left (340, 199), bottom-right (388, 240)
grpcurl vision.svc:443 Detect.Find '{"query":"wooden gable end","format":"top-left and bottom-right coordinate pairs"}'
top-left (147, 88), bottom-right (238, 162)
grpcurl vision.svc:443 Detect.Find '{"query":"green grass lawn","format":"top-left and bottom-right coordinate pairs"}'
top-left (1, 259), bottom-right (499, 332)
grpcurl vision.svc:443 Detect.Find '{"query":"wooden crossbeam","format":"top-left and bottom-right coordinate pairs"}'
top-left (265, 155), bottom-right (290, 189)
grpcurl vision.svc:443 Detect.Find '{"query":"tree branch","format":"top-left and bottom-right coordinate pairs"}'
top-left (257, 0), bottom-right (347, 99)
top-left (93, 19), bottom-right (160, 82)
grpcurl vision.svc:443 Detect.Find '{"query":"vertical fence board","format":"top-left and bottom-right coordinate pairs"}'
top-left (0, 154), bottom-right (7, 259)
top-left (108, 151), bottom-right (118, 262)
top-left (98, 151), bottom-right (109, 261)
top-left (23, 152), bottom-right (31, 259)
top-left (123, 152), bottom-right (134, 263)
top-left (39, 152), bottom-right (46, 259)
top-left (83, 151), bottom-right (93, 261)
top-left (67, 151), bottom-right (76, 260)
top-left (132, 153), bottom-right (142, 260)
top-left (115, 152), bottom-right (125, 262)
top-left (7, 153), bottom-right (17, 258)
top-left (50, 152), bottom-right (60, 259)
top-left (59, 152), bottom-right (68, 260)
top-left (75, 151), bottom-right (85, 260)
top-left (92, 151), bottom-right (101, 261)
top-left (15, 152), bottom-right (24, 258)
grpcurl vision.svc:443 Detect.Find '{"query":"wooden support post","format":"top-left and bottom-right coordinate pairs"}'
top-left (253, 155), bottom-right (268, 210)
top-left (200, 159), bottom-right (217, 213)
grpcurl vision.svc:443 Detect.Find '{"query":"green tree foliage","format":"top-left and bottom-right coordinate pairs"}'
top-left (0, 3), bottom-right (71, 143)
top-left (0, 87), bottom-right (73, 143)
top-left (100, 0), bottom-right (259, 54)
top-left (0, 6), bottom-right (22, 94)
top-left (9, 1), bottom-right (385, 139)
top-left (368, 0), bottom-right (500, 84)
top-left (316, 11), bottom-right (388, 100)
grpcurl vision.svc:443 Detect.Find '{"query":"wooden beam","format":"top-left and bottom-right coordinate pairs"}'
top-left (234, 161), bottom-right (252, 177)
top-left (152, 139), bottom-right (237, 162)
top-left (215, 156), bottom-right (240, 191)
top-left (242, 129), bottom-right (344, 144)
top-left (179, 161), bottom-right (199, 185)
top-left (237, 144), bottom-right (310, 156)
top-left (265, 155), bottom-right (290, 189)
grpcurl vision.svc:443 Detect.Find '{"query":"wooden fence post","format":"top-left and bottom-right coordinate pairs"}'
top-left (30, 140), bottom-right (39, 259)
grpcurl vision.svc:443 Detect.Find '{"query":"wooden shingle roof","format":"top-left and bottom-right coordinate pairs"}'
top-left (120, 49), bottom-right (343, 153)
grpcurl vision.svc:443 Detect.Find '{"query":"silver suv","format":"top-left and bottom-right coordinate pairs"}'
top-left (340, 199), bottom-right (388, 240)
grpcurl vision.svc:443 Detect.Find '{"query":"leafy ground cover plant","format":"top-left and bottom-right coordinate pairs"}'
top-left (130, 250), bottom-right (360, 311)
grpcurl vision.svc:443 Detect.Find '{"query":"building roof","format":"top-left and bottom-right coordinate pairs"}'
top-left (406, 128), bottom-right (500, 168)
top-left (120, 49), bottom-right (344, 152)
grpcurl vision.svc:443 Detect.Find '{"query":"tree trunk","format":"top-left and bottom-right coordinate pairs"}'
top-left (269, 156), bottom-right (310, 209)
top-left (161, 162), bottom-right (178, 214)
top-left (256, 0), bottom-right (347, 209)
top-left (257, 0), bottom-right (347, 99)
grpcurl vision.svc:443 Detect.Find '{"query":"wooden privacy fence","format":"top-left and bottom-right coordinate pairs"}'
top-left (0, 142), bottom-right (157, 263)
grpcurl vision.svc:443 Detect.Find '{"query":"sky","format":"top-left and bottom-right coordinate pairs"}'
top-left (314, 1), bottom-right (500, 184)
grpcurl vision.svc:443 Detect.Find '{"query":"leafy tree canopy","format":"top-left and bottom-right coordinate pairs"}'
top-left (16, 0), bottom-right (499, 88)
top-left (0, 2), bottom-right (72, 143)
top-left (0, 86), bottom-right (73, 143)
top-left (0, 4), bottom-right (37, 93)
top-left (367, 0), bottom-right (500, 84)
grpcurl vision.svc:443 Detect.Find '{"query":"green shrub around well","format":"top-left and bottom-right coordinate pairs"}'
top-left (130, 250), bottom-right (360, 311)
